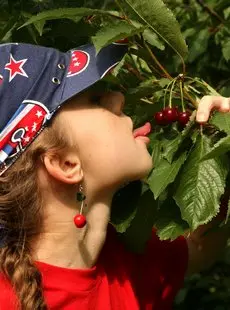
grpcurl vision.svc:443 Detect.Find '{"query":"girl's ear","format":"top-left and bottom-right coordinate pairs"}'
top-left (43, 152), bottom-right (83, 184)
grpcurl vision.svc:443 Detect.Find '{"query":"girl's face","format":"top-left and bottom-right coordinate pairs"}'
top-left (58, 91), bottom-right (152, 191)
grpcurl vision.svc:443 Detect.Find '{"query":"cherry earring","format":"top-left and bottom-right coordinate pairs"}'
top-left (74, 185), bottom-right (87, 228)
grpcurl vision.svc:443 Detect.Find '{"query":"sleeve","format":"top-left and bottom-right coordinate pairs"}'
top-left (134, 230), bottom-right (188, 310)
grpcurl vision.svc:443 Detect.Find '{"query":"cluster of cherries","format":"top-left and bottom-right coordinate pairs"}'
top-left (154, 107), bottom-right (191, 126)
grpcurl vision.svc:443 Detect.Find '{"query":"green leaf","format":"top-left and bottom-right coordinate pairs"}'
top-left (162, 133), bottom-right (182, 163)
top-left (33, 20), bottom-right (46, 36)
top-left (129, 19), bottom-right (165, 50)
top-left (123, 0), bottom-right (188, 58)
top-left (174, 135), bottom-right (229, 230)
top-left (187, 28), bottom-right (211, 63)
top-left (155, 198), bottom-right (188, 241)
top-left (210, 112), bottom-right (230, 134)
top-left (150, 132), bottom-right (163, 167)
top-left (224, 7), bottom-right (230, 20)
top-left (122, 189), bottom-right (158, 253)
top-left (111, 181), bottom-right (142, 233)
top-left (201, 135), bottom-right (230, 161)
top-left (222, 41), bottom-right (230, 62)
top-left (19, 8), bottom-right (112, 29)
top-left (92, 21), bottom-right (144, 53)
top-left (127, 77), bottom-right (161, 97)
top-left (226, 197), bottom-right (230, 224)
top-left (0, 16), bottom-right (18, 41)
top-left (148, 151), bottom-right (187, 199)
top-left (193, 78), bottom-right (221, 96)
top-left (142, 28), bottom-right (165, 51)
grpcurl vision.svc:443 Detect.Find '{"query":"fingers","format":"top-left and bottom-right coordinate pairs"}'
top-left (219, 97), bottom-right (230, 112)
top-left (196, 96), bottom-right (230, 123)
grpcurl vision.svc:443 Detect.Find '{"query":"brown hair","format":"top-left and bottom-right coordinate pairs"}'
top-left (0, 112), bottom-right (71, 309)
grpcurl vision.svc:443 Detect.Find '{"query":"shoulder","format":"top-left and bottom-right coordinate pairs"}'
top-left (0, 273), bottom-right (18, 309)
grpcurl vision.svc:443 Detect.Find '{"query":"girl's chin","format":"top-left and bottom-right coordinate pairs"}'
top-left (128, 166), bottom-right (152, 183)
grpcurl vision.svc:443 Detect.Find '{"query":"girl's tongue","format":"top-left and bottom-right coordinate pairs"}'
top-left (133, 122), bottom-right (151, 138)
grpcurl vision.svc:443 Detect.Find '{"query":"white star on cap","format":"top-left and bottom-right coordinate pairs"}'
top-left (23, 136), bottom-right (30, 143)
top-left (36, 110), bottom-right (43, 118)
top-left (32, 122), bottom-right (37, 132)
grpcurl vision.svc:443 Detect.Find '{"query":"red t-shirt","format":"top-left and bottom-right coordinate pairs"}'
top-left (0, 227), bottom-right (188, 309)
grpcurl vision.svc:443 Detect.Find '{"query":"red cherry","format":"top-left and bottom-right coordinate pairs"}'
top-left (116, 38), bottom-right (129, 44)
top-left (154, 111), bottom-right (167, 125)
top-left (178, 111), bottom-right (191, 126)
top-left (162, 107), bottom-right (178, 123)
top-left (74, 214), bottom-right (86, 228)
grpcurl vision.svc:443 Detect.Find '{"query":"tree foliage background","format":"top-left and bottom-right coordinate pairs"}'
top-left (0, 0), bottom-right (230, 309)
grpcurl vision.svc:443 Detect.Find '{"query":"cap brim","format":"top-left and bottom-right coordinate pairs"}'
top-left (60, 42), bottom-right (128, 104)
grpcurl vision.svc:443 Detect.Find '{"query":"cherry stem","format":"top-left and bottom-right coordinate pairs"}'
top-left (144, 41), bottom-right (172, 80)
top-left (200, 123), bottom-right (203, 135)
top-left (114, 0), bottom-right (132, 24)
top-left (169, 79), bottom-right (177, 108)
top-left (164, 78), bottom-right (176, 108)
top-left (179, 79), bottom-right (185, 112)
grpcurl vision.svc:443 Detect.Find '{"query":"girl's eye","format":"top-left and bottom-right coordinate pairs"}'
top-left (90, 94), bottom-right (102, 105)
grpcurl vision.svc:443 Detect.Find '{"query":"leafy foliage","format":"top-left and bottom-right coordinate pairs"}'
top-left (1, 0), bottom-right (229, 245)
top-left (174, 134), bottom-right (228, 230)
top-left (122, 0), bottom-right (188, 58)
top-left (1, 0), bottom-right (230, 308)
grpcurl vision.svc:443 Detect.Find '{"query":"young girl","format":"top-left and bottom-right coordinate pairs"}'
top-left (0, 42), bottom-right (229, 310)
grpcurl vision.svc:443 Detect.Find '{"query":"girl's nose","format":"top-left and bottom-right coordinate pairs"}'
top-left (100, 91), bottom-right (125, 115)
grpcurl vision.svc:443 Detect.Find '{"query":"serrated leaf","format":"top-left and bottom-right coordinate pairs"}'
top-left (123, 0), bottom-right (188, 58)
top-left (142, 28), bottom-right (165, 50)
top-left (226, 197), bottom-right (230, 224)
top-left (19, 8), bottom-right (112, 29)
top-left (156, 221), bottom-right (185, 241)
top-left (162, 133), bottom-right (182, 163)
top-left (148, 152), bottom-right (187, 199)
top-left (174, 135), bottom-right (229, 230)
top-left (222, 41), bottom-right (230, 62)
top-left (92, 21), bottom-right (144, 53)
top-left (201, 135), bottom-right (230, 161)
top-left (130, 19), bottom-right (165, 51)
top-left (210, 111), bottom-right (230, 134)
top-left (155, 198), bottom-right (188, 241)
top-left (150, 132), bottom-right (163, 167)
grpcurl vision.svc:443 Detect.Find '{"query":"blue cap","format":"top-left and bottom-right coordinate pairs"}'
top-left (0, 42), bottom-right (127, 175)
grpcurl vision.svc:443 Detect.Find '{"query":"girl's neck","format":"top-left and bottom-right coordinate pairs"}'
top-left (32, 197), bottom-right (112, 270)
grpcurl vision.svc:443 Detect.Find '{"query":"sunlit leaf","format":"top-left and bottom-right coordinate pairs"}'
top-left (148, 152), bottom-right (187, 199)
top-left (123, 0), bottom-right (188, 58)
top-left (174, 135), bottom-right (229, 230)
top-left (201, 135), bottom-right (230, 161)
top-left (92, 21), bottom-right (144, 53)
top-left (19, 7), bottom-right (113, 28)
